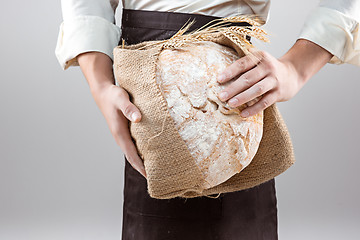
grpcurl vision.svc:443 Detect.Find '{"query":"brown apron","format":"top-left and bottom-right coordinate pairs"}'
top-left (120, 8), bottom-right (278, 240)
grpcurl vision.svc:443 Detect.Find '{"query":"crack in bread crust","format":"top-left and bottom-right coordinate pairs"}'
top-left (155, 41), bottom-right (263, 188)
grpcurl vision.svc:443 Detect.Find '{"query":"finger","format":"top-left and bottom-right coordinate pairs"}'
top-left (240, 90), bottom-right (278, 118)
top-left (227, 76), bottom-right (276, 108)
top-left (218, 62), bottom-right (268, 102)
top-left (117, 88), bottom-right (142, 123)
top-left (110, 113), bottom-right (146, 177)
top-left (124, 143), bottom-right (147, 179)
top-left (217, 53), bottom-right (261, 83)
top-left (111, 112), bottom-right (134, 149)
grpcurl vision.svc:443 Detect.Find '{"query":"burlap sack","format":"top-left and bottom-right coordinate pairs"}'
top-left (113, 26), bottom-right (295, 199)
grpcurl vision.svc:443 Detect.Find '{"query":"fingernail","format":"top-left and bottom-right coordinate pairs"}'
top-left (219, 91), bottom-right (228, 100)
top-left (217, 74), bottom-right (226, 82)
top-left (241, 110), bottom-right (249, 118)
top-left (228, 98), bottom-right (238, 106)
top-left (131, 112), bottom-right (141, 121)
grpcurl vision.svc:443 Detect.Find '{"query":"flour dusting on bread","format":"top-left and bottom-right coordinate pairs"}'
top-left (156, 41), bottom-right (263, 188)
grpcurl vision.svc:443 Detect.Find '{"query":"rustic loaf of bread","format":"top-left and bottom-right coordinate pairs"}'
top-left (155, 41), bottom-right (263, 188)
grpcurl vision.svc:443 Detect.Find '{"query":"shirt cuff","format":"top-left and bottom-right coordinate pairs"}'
top-left (298, 7), bottom-right (360, 66)
top-left (55, 15), bottom-right (121, 70)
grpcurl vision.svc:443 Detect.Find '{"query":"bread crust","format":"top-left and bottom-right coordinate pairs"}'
top-left (156, 41), bottom-right (263, 188)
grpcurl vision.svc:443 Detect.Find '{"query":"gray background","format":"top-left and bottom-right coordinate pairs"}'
top-left (1, 0), bottom-right (359, 239)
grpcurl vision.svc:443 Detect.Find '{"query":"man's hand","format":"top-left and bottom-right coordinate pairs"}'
top-left (77, 52), bottom-right (147, 179)
top-left (217, 39), bottom-right (333, 117)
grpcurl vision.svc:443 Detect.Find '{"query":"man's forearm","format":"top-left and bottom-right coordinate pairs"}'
top-left (279, 39), bottom-right (333, 89)
top-left (77, 51), bottom-right (116, 96)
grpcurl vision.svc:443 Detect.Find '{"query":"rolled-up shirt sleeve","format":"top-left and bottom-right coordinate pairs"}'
top-left (298, 0), bottom-right (360, 66)
top-left (55, 0), bottom-right (121, 70)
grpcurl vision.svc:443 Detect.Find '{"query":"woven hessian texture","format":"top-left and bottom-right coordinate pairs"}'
top-left (113, 32), bottom-right (296, 199)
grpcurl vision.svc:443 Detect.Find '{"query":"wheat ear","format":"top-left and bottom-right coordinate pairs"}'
top-left (134, 15), bottom-right (269, 53)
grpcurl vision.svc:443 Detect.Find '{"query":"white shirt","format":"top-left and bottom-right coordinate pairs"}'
top-left (55, 0), bottom-right (360, 70)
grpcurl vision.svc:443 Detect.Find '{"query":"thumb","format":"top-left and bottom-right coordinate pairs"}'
top-left (117, 88), bottom-right (142, 122)
top-left (118, 101), bottom-right (142, 123)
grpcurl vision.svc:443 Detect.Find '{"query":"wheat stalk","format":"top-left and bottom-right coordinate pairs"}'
top-left (171, 18), bottom-right (196, 39)
top-left (221, 30), bottom-right (250, 55)
top-left (221, 26), bottom-right (270, 43)
top-left (135, 15), bottom-right (269, 53)
top-left (222, 15), bottom-right (265, 26)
